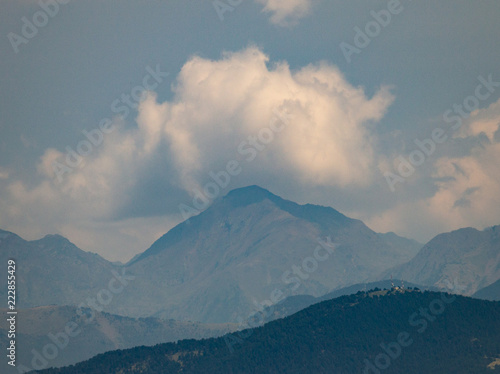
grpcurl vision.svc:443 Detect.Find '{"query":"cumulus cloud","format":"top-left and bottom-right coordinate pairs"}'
top-left (0, 46), bottom-right (393, 260)
top-left (2, 46), bottom-right (499, 259)
top-left (255, 0), bottom-right (316, 26)
top-left (430, 99), bottom-right (500, 228)
top-left (368, 98), bottom-right (500, 240)
top-left (144, 47), bottom-right (392, 190)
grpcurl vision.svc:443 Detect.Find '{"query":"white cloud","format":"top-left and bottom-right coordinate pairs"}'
top-left (255, 0), bottom-right (316, 26)
top-left (145, 47), bottom-right (392, 189)
top-left (2, 47), bottom-right (498, 258)
top-left (367, 98), bottom-right (500, 240)
top-left (0, 47), bottom-right (393, 260)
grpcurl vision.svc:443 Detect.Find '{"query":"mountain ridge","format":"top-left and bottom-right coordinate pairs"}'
top-left (130, 185), bottom-right (356, 265)
top-left (0, 229), bottom-right (117, 309)
top-left (0, 305), bottom-right (235, 373)
top-left (35, 290), bottom-right (500, 374)
top-left (474, 278), bottom-right (500, 301)
top-left (119, 185), bottom-right (422, 322)
top-left (7, 186), bottom-right (498, 325)
top-left (378, 225), bottom-right (500, 295)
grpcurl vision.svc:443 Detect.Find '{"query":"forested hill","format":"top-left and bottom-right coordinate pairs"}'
top-left (35, 290), bottom-right (500, 374)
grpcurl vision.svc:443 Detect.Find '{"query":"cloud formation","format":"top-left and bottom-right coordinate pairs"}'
top-left (368, 98), bottom-right (500, 240)
top-left (143, 47), bottom-right (392, 190)
top-left (0, 47), bottom-right (393, 260)
top-left (255, 0), bottom-right (316, 26)
top-left (4, 46), bottom-right (498, 261)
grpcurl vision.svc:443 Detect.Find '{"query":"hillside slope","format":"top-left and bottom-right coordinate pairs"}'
top-left (36, 291), bottom-right (500, 374)
top-left (379, 226), bottom-right (500, 295)
top-left (474, 278), bottom-right (500, 301)
top-left (0, 230), bottom-right (117, 308)
top-left (0, 186), bottom-right (423, 324)
top-left (121, 185), bottom-right (422, 322)
top-left (0, 306), bottom-right (234, 373)
top-left (262, 279), bottom-right (438, 323)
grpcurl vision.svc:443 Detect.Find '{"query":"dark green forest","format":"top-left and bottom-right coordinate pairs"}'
top-left (35, 290), bottom-right (500, 374)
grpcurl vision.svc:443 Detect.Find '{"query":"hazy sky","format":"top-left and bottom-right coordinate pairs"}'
top-left (1, 0), bottom-right (500, 261)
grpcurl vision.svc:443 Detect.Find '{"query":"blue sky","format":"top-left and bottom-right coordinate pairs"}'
top-left (1, 0), bottom-right (499, 261)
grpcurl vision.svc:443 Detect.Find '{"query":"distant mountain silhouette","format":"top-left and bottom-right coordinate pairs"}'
top-left (120, 185), bottom-right (421, 322)
top-left (0, 306), bottom-right (234, 373)
top-left (474, 278), bottom-right (500, 301)
top-left (3, 187), bottom-right (498, 326)
top-left (0, 229), bottom-right (116, 309)
top-left (379, 225), bottom-right (500, 295)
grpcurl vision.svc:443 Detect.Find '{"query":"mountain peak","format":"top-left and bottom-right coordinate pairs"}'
top-left (223, 185), bottom-right (278, 206)
top-left (227, 184), bottom-right (271, 194)
top-left (0, 229), bottom-right (25, 243)
top-left (41, 233), bottom-right (71, 244)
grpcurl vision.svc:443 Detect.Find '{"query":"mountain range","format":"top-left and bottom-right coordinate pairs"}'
top-left (2, 185), bottom-right (500, 373)
top-left (1, 186), bottom-right (423, 324)
top-left (0, 306), bottom-right (234, 372)
top-left (118, 185), bottom-right (422, 323)
top-left (2, 185), bottom-right (499, 326)
top-left (0, 230), bottom-right (115, 310)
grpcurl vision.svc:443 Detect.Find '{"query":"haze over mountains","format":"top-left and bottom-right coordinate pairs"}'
top-left (0, 306), bottom-right (234, 371)
top-left (120, 185), bottom-right (421, 323)
top-left (2, 185), bottom-right (500, 373)
top-left (380, 225), bottom-right (500, 295)
top-left (1, 186), bottom-right (499, 326)
top-left (0, 230), bottom-right (116, 309)
top-left (474, 278), bottom-right (500, 301)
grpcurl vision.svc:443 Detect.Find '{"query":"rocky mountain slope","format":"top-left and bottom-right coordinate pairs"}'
top-left (379, 226), bottom-right (500, 295)
top-left (120, 185), bottom-right (421, 322)
top-left (0, 229), bottom-right (117, 309)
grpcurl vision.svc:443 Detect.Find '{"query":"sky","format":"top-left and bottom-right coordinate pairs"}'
top-left (1, 0), bottom-right (499, 262)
